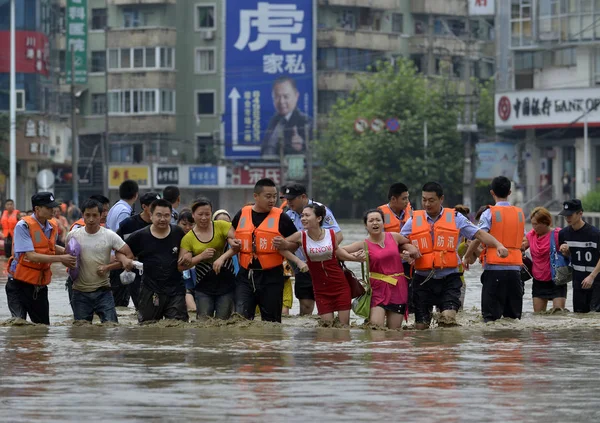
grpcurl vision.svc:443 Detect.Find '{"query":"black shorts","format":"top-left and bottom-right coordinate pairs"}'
top-left (412, 272), bottom-right (462, 325)
top-left (294, 271), bottom-right (315, 300)
top-left (481, 269), bottom-right (523, 322)
top-left (137, 285), bottom-right (188, 323)
top-left (379, 303), bottom-right (406, 315)
top-left (235, 266), bottom-right (285, 322)
top-left (532, 279), bottom-right (567, 300)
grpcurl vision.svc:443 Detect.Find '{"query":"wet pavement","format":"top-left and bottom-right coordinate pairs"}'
top-left (1, 224), bottom-right (599, 421)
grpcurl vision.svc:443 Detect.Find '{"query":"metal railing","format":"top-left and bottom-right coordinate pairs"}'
top-left (521, 184), bottom-right (556, 217)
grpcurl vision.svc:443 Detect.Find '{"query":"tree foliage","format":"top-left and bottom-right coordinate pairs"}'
top-left (315, 60), bottom-right (473, 214)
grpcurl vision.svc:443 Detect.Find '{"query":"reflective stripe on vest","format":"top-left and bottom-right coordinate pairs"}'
top-left (572, 264), bottom-right (596, 273)
top-left (13, 216), bottom-right (57, 286)
top-left (486, 205), bottom-right (525, 266)
top-left (409, 209), bottom-right (460, 271)
top-left (235, 206), bottom-right (284, 270)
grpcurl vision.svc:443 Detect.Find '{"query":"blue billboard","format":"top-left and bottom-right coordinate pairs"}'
top-left (189, 166), bottom-right (219, 186)
top-left (224, 0), bottom-right (314, 159)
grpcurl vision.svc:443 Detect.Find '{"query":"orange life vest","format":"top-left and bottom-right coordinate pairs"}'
top-left (484, 205), bottom-right (525, 266)
top-left (236, 206), bottom-right (284, 270)
top-left (379, 203), bottom-right (413, 233)
top-left (69, 218), bottom-right (85, 232)
top-left (1, 210), bottom-right (20, 238)
top-left (11, 216), bottom-right (58, 286)
top-left (409, 209), bottom-right (460, 271)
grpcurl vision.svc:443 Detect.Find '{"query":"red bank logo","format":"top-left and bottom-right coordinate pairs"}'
top-left (498, 96), bottom-right (511, 121)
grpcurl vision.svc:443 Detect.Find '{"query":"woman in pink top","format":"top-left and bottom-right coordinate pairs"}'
top-left (342, 209), bottom-right (420, 329)
top-left (522, 207), bottom-right (566, 312)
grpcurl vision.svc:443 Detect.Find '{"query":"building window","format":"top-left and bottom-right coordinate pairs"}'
top-left (161, 90), bottom-right (175, 113)
top-left (107, 47), bottom-right (175, 70)
top-left (391, 13), bottom-right (403, 33)
top-left (196, 5), bottom-right (215, 30)
top-left (317, 48), bottom-right (384, 71)
top-left (110, 143), bottom-right (144, 163)
top-left (108, 89), bottom-right (176, 115)
top-left (318, 91), bottom-right (347, 115)
top-left (123, 8), bottom-right (147, 28)
top-left (510, 0), bottom-right (533, 47)
top-left (91, 51), bottom-right (106, 72)
top-left (197, 134), bottom-right (217, 162)
top-left (59, 93), bottom-right (71, 115)
top-left (195, 48), bottom-right (216, 73)
top-left (196, 91), bottom-right (215, 115)
top-left (91, 94), bottom-right (106, 115)
top-left (91, 8), bottom-right (107, 30)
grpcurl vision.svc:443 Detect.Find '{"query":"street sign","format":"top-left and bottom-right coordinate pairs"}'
top-left (156, 166), bottom-right (179, 185)
top-left (36, 169), bottom-right (55, 190)
top-left (371, 118), bottom-right (385, 133)
top-left (354, 118), bottom-right (368, 133)
top-left (386, 117), bottom-right (400, 132)
top-left (66, 0), bottom-right (88, 84)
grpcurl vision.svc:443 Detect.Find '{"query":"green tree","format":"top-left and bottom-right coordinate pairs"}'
top-left (314, 60), bottom-right (467, 215)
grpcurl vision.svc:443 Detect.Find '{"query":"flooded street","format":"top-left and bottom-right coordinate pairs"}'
top-left (1, 223), bottom-right (600, 421)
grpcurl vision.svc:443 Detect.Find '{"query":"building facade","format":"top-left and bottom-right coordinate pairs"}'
top-left (495, 0), bottom-right (600, 205)
top-left (4, 1), bottom-right (494, 211)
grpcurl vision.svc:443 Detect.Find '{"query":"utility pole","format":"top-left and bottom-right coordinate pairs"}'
top-left (305, 123), bottom-right (312, 196)
top-left (461, 0), bottom-right (477, 210)
top-left (102, 21), bottom-right (109, 197)
top-left (279, 133), bottom-right (286, 187)
top-left (9, 0), bottom-right (16, 202)
top-left (71, 45), bottom-right (79, 206)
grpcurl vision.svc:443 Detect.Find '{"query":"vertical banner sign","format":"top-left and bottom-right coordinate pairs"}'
top-left (66, 0), bottom-right (88, 84)
top-left (225, 0), bottom-right (314, 159)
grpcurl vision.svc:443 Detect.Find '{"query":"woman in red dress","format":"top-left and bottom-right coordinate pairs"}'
top-left (278, 204), bottom-right (364, 325)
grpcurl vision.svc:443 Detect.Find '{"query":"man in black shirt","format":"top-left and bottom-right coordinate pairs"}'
top-left (232, 178), bottom-right (298, 322)
top-left (113, 192), bottom-right (160, 309)
top-left (559, 199), bottom-right (600, 312)
top-left (125, 199), bottom-right (190, 323)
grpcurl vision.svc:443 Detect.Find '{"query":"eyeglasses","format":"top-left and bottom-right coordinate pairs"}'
top-left (153, 213), bottom-right (171, 220)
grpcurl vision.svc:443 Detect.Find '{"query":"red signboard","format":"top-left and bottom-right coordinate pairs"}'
top-left (0, 31), bottom-right (50, 76)
top-left (232, 167), bottom-right (281, 186)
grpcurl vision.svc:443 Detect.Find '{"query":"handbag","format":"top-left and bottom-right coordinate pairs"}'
top-left (340, 261), bottom-right (366, 299)
top-left (521, 254), bottom-right (533, 282)
top-left (550, 229), bottom-right (572, 286)
top-left (352, 242), bottom-right (372, 320)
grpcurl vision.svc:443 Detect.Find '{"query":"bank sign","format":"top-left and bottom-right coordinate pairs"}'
top-left (224, 0), bottom-right (315, 159)
top-left (495, 88), bottom-right (600, 129)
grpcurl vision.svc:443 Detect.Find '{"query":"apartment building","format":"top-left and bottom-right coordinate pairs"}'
top-left (495, 0), bottom-right (600, 201)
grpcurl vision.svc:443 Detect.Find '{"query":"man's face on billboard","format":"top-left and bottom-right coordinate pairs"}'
top-left (272, 80), bottom-right (299, 117)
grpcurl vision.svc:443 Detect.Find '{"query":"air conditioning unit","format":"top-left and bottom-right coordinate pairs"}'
top-left (203, 30), bottom-right (215, 41)
top-left (49, 146), bottom-right (57, 157)
top-left (30, 142), bottom-right (39, 154)
top-left (16, 90), bottom-right (25, 111)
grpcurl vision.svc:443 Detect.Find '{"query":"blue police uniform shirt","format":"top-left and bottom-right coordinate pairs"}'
top-left (106, 200), bottom-right (132, 232)
top-left (401, 207), bottom-right (480, 278)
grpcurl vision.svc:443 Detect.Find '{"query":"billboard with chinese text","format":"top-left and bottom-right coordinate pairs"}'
top-left (224, 0), bottom-right (314, 159)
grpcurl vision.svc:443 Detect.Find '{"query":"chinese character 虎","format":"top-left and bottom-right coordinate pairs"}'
top-left (235, 2), bottom-right (306, 52)
top-left (263, 53), bottom-right (284, 74)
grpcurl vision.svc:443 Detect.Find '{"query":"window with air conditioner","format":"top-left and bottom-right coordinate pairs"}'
top-left (196, 5), bottom-right (216, 30)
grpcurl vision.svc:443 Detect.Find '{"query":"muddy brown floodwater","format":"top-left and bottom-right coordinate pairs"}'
top-left (1, 223), bottom-right (600, 421)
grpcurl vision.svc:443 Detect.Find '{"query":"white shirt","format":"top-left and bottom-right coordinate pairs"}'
top-left (66, 227), bottom-right (126, 292)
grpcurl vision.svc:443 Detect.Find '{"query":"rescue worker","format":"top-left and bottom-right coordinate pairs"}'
top-left (5, 193), bottom-right (77, 324)
top-left (558, 199), bottom-right (600, 312)
top-left (379, 183), bottom-right (412, 233)
top-left (401, 182), bottom-right (509, 330)
top-left (1, 199), bottom-right (20, 258)
top-left (463, 176), bottom-right (525, 322)
top-left (282, 183), bottom-right (343, 316)
top-left (231, 178), bottom-right (298, 323)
